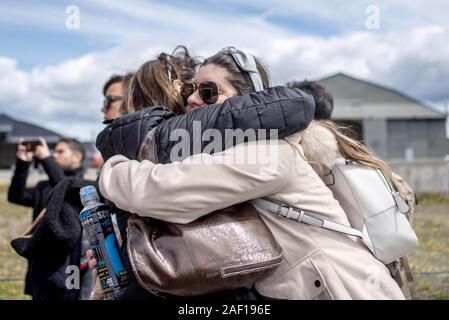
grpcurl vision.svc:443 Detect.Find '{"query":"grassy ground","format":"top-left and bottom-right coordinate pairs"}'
top-left (0, 184), bottom-right (31, 300)
top-left (0, 184), bottom-right (448, 300)
top-left (406, 193), bottom-right (449, 300)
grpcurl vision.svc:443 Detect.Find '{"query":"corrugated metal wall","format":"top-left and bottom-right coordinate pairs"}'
top-left (387, 119), bottom-right (449, 158)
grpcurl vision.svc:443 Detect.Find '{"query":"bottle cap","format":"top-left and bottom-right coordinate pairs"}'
top-left (80, 185), bottom-right (99, 205)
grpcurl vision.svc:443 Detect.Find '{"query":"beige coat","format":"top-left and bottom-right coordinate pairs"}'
top-left (99, 123), bottom-right (405, 300)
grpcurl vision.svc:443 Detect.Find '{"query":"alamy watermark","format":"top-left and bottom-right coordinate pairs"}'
top-left (65, 265), bottom-right (80, 290)
top-left (365, 5), bottom-right (380, 30)
top-left (168, 121), bottom-right (281, 171)
top-left (65, 5), bottom-right (80, 30)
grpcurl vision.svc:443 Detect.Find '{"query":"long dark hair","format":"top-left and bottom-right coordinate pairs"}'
top-left (121, 46), bottom-right (200, 115)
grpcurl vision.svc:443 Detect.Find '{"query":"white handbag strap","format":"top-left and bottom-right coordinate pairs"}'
top-left (251, 198), bottom-right (364, 239)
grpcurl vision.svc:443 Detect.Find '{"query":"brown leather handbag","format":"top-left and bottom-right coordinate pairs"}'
top-left (126, 202), bottom-right (283, 297)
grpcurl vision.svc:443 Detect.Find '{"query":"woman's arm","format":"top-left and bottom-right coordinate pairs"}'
top-left (155, 86), bottom-right (314, 163)
top-left (99, 140), bottom-right (296, 224)
top-left (96, 86), bottom-right (314, 163)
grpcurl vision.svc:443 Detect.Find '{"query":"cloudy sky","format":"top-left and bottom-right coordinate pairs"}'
top-left (0, 0), bottom-right (448, 141)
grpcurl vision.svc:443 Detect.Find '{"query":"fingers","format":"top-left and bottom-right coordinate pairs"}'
top-left (86, 249), bottom-right (98, 276)
top-left (34, 137), bottom-right (50, 159)
top-left (89, 258), bottom-right (98, 277)
top-left (17, 138), bottom-right (26, 151)
top-left (88, 258), bottom-right (97, 269)
top-left (38, 137), bottom-right (47, 147)
top-left (86, 249), bottom-right (94, 258)
top-left (17, 144), bottom-right (27, 152)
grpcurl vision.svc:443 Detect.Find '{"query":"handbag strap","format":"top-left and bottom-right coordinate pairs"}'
top-left (19, 208), bottom-right (46, 238)
top-left (251, 199), bottom-right (363, 239)
top-left (252, 198), bottom-right (377, 256)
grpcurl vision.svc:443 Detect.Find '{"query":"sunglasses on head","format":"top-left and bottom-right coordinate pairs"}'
top-left (103, 95), bottom-right (123, 109)
top-left (180, 81), bottom-right (224, 105)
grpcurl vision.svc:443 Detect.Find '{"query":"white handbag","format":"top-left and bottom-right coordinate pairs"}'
top-left (252, 158), bottom-right (419, 265)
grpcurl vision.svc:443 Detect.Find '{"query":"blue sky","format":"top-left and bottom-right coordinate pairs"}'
top-left (0, 0), bottom-right (448, 140)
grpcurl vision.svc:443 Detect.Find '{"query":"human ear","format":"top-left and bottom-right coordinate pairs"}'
top-left (74, 152), bottom-right (83, 167)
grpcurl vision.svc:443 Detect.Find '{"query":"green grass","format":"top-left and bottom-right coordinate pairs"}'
top-left (405, 193), bottom-right (449, 299)
top-left (0, 185), bottom-right (448, 300)
top-left (434, 292), bottom-right (448, 300)
top-left (0, 281), bottom-right (29, 300)
top-left (0, 185), bottom-right (32, 300)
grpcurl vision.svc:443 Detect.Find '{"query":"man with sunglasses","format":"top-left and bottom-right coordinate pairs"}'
top-left (101, 74), bottom-right (126, 121)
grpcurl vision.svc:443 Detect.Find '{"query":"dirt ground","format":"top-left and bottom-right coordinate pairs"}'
top-left (0, 185), bottom-right (448, 300)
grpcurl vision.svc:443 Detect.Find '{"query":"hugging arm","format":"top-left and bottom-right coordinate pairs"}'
top-left (155, 86), bottom-right (314, 163)
top-left (96, 86), bottom-right (314, 163)
top-left (99, 141), bottom-right (296, 223)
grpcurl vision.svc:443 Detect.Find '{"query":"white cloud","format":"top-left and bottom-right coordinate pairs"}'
top-left (0, 1), bottom-right (448, 141)
top-left (0, 58), bottom-right (29, 102)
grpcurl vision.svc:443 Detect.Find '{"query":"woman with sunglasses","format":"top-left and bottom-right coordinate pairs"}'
top-left (97, 47), bottom-right (405, 300)
top-left (182, 47), bottom-right (269, 112)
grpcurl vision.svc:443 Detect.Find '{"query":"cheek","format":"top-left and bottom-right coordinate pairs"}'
top-left (108, 102), bottom-right (121, 115)
top-left (111, 101), bottom-right (121, 109)
top-left (216, 94), bottom-right (230, 104)
top-left (59, 153), bottom-right (69, 161)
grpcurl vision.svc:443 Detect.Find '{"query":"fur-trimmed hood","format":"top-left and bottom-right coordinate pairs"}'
top-left (297, 120), bottom-right (341, 169)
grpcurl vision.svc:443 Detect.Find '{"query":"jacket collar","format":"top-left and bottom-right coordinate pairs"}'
top-left (64, 166), bottom-right (84, 178)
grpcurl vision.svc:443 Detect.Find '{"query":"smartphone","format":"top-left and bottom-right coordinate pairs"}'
top-left (22, 140), bottom-right (42, 152)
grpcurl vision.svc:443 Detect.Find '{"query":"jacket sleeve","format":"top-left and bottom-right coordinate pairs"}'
top-left (41, 157), bottom-right (66, 186)
top-left (7, 159), bottom-right (35, 207)
top-left (95, 86), bottom-right (314, 163)
top-left (155, 86), bottom-right (315, 163)
top-left (99, 141), bottom-right (296, 224)
top-left (96, 107), bottom-right (176, 162)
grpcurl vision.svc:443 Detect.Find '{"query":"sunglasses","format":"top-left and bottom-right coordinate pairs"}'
top-left (180, 81), bottom-right (225, 105)
top-left (103, 95), bottom-right (123, 109)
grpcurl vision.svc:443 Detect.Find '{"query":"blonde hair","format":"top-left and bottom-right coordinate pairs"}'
top-left (318, 120), bottom-right (394, 183)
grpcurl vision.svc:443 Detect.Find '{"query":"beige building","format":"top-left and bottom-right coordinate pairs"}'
top-left (317, 73), bottom-right (449, 160)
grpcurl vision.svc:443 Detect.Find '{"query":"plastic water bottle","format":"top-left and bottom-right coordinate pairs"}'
top-left (79, 185), bottom-right (129, 299)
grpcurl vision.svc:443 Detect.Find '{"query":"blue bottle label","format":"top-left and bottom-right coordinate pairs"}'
top-left (80, 204), bottom-right (129, 292)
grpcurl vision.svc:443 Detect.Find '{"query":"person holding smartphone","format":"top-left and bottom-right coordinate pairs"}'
top-left (7, 136), bottom-right (86, 298)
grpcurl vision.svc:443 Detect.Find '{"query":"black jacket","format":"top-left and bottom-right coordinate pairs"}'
top-left (8, 157), bottom-right (84, 221)
top-left (11, 178), bottom-right (97, 300)
top-left (7, 157), bottom-right (84, 296)
top-left (96, 86), bottom-right (315, 164)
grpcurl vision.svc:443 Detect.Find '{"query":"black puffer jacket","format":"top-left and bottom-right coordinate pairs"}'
top-left (96, 86), bottom-right (315, 164)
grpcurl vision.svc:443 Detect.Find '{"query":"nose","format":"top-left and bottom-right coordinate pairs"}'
top-left (186, 91), bottom-right (206, 113)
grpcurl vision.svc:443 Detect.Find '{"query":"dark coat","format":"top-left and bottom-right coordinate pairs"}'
top-left (8, 157), bottom-right (84, 220)
top-left (7, 158), bottom-right (84, 297)
top-left (11, 178), bottom-right (97, 300)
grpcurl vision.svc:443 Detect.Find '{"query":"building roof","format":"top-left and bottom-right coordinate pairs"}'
top-left (0, 113), bottom-right (61, 143)
top-left (316, 72), bottom-right (447, 120)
